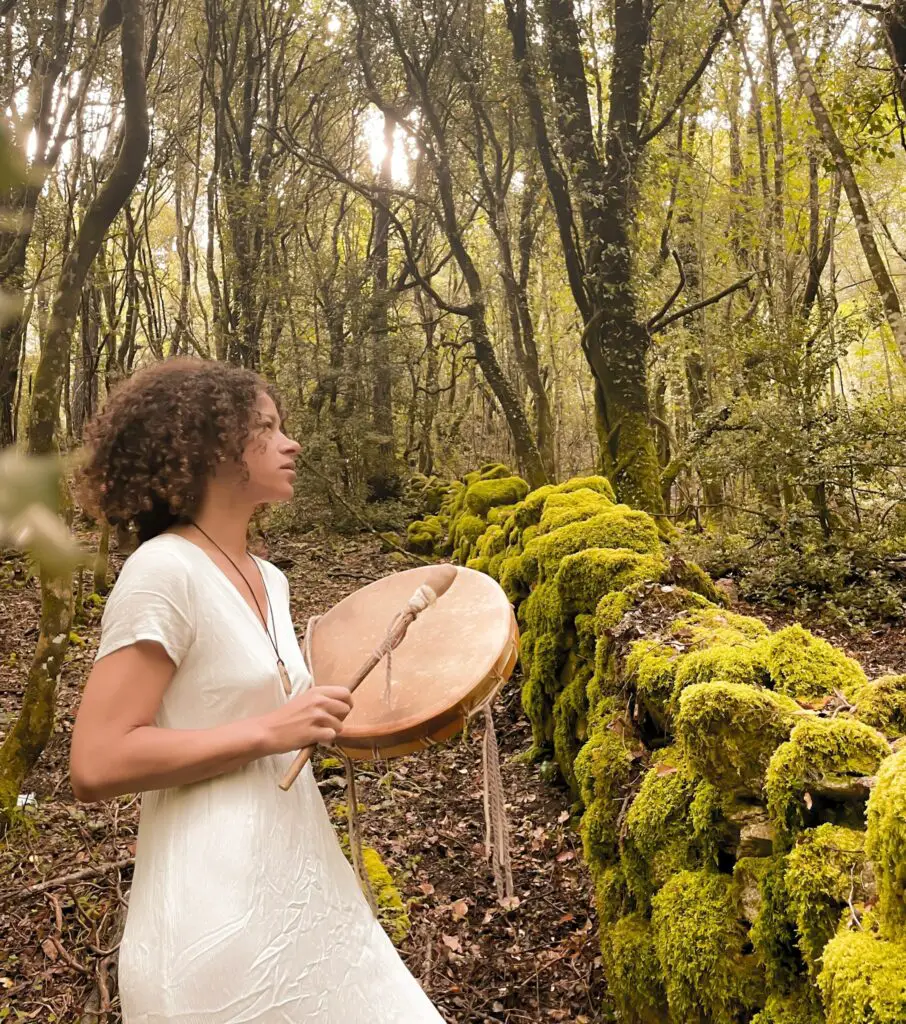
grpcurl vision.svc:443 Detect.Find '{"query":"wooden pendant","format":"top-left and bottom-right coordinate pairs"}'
top-left (278, 660), bottom-right (292, 697)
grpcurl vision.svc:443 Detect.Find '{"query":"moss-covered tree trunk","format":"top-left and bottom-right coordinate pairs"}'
top-left (506, 0), bottom-right (736, 514)
top-left (0, 0), bottom-right (148, 826)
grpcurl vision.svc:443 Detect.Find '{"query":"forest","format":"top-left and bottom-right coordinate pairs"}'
top-left (1, 0), bottom-right (906, 1020)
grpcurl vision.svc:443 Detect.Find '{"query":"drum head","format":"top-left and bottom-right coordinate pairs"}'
top-left (308, 565), bottom-right (517, 760)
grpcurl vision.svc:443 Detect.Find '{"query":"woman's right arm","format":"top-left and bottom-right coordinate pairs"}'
top-left (69, 640), bottom-right (352, 802)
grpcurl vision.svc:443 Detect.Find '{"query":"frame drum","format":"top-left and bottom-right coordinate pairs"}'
top-left (307, 565), bottom-right (518, 760)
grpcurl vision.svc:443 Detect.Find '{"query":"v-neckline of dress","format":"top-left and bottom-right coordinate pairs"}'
top-left (164, 532), bottom-right (278, 649)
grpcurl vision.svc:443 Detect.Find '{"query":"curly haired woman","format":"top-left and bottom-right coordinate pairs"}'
top-left (71, 358), bottom-right (445, 1023)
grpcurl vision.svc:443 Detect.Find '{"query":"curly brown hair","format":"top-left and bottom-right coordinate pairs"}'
top-left (79, 358), bottom-right (281, 543)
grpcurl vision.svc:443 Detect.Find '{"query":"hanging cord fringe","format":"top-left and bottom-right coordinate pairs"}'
top-left (474, 671), bottom-right (514, 900)
top-left (342, 750), bottom-right (378, 916)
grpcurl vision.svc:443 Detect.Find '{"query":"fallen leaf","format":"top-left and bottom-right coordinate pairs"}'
top-left (41, 938), bottom-right (57, 961)
top-left (442, 934), bottom-right (462, 953)
top-left (451, 900), bottom-right (468, 921)
top-left (556, 850), bottom-right (575, 863)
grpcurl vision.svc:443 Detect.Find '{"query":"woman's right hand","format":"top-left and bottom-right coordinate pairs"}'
top-left (258, 685), bottom-right (354, 755)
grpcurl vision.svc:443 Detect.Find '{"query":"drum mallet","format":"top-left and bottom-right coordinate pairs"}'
top-left (279, 563), bottom-right (458, 791)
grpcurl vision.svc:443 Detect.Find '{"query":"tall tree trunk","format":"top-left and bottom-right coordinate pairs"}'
top-left (366, 113), bottom-right (400, 499)
top-left (0, 0), bottom-right (149, 823)
top-left (773, 0), bottom-right (906, 363)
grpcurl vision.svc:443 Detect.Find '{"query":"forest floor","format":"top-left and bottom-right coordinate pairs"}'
top-left (0, 531), bottom-right (607, 1024)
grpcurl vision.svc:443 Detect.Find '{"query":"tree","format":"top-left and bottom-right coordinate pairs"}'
top-left (0, 0), bottom-right (150, 822)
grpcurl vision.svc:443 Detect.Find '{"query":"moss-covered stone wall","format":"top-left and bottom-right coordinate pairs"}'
top-left (406, 467), bottom-right (906, 1023)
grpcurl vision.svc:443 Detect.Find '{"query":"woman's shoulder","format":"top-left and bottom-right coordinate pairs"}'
top-left (113, 533), bottom-right (197, 591)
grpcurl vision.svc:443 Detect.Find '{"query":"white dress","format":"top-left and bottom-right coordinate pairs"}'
top-left (95, 532), bottom-right (446, 1024)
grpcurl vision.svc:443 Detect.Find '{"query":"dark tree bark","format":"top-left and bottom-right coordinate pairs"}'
top-left (0, 0), bottom-right (149, 823)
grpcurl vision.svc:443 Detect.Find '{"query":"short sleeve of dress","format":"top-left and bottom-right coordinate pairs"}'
top-left (95, 539), bottom-right (196, 668)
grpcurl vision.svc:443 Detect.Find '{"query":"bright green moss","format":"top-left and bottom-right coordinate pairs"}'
top-left (677, 682), bottom-right (800, 794)
top-left (673, 642), bottom-right (770, 694)
top-left (521, 632), bottom-right (561, 748)
top-left (464, 476), bottom-right (530, 517)
top-left (595, 589), bottom-right (635, 632)
top-left (519, 580), bottom-right (565, 636)
top-left (748, 855), bottom-right (804, 991)
top-left (651, 870), bottom-right (763, 1024)
top-left (850, 674), bottom-right (906, 738)
top-left (785, 825), bottom-right (869, 973)
top-left (761, 624), bottom-right (867, 700)
top-left (478, 462), bottom-right (512, 480)
top-left (751, 989), bottom-right (824, 1024)
top-left (555, 548), bottom-right (665, 616)
top-left (520, 507), bottom-right (661, 585)
top-left (818, 927), bottom-right (906, 1024)
top-left (574, 711), bottom-right (638, 869)
top-left (594, 864), bottom-right (631, 926)
top-left (497, 554), bottom-right (526, 603)
top-left (599, 914), bottom-right (667, 1024)
top-left (766, 718), bottom-right (889, 845)
top-left (626, 638), bottom-right (675, 720)
top-left (537, 487), bottom-right (615, 535)
top-left (866, 747), bottom-right (906, 938)
top-left (451, 512), bottom-right (486, 561)
top-left (361, 847), bottom-right (411, 944)
top-left (621, 749), bottom-right (699, 904)
top-left (677, 606), bottom-right (770, 646)
top-left (553, 663), bottom-right (591, 795)
top-left (557, 474), bottom-right (617, 500)
top-left (487, 503), bottom-right (518, 526)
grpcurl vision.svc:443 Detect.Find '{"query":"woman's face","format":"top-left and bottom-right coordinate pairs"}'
top-left (233, 390), bottom-right (300, 505)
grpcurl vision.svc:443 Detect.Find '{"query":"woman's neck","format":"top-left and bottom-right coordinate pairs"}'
top-left (190, 496), bottom-right (256, 563)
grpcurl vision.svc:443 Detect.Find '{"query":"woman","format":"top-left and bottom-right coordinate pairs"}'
top-left (71, 358), bottom-right (446, 1023)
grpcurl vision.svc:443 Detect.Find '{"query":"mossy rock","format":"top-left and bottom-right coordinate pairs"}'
top-left (574, 706), bottom-right (639, 869)
top-left (552, 663), bottom-right (592, 795)
top-left (406, 521), bottom-right (437, 554)
top-left (866, 747), bottom-right (906, 938)
top-left (620, 748), bottom-right (700, 904)
top-left (599, 913), bottom-right (667, 1024)
top-left (651, 869), bottom-right (763, 1024)
top-left (478, 462), bottom-right (512, 480)
top-left (818, 927), bottom-right (906, 1024)
top-left (519, 579), bottom-right (565, 637)
top-left (362, 846), bottom-right (411, 945)
top-left (520, 507), bottom-right (661, 587)
top-left (556, 474), bottom-right (616, 501)
top-left (850, 674), bottom-right (906, 739)
top-left (749, 855), bottom-right (806, 991)
top-left (784, 824), bottom-right (872, 974)
top-left (766, 718), bottom-right (890, 846)
top-left (751, 988), bottom-right (824, 1024)
top-left (555, 548), bottom-right (665, 616)
top-left (537, 487), bottom-right (614, 535)
top-left (451, 512), bottom-right (486, 561)
top-left (464, 475), bottom-right (530, 517)
top-left (676, 682), bottom-right (800, 795)
top-left (761, 624), bottom-right (867, 701)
